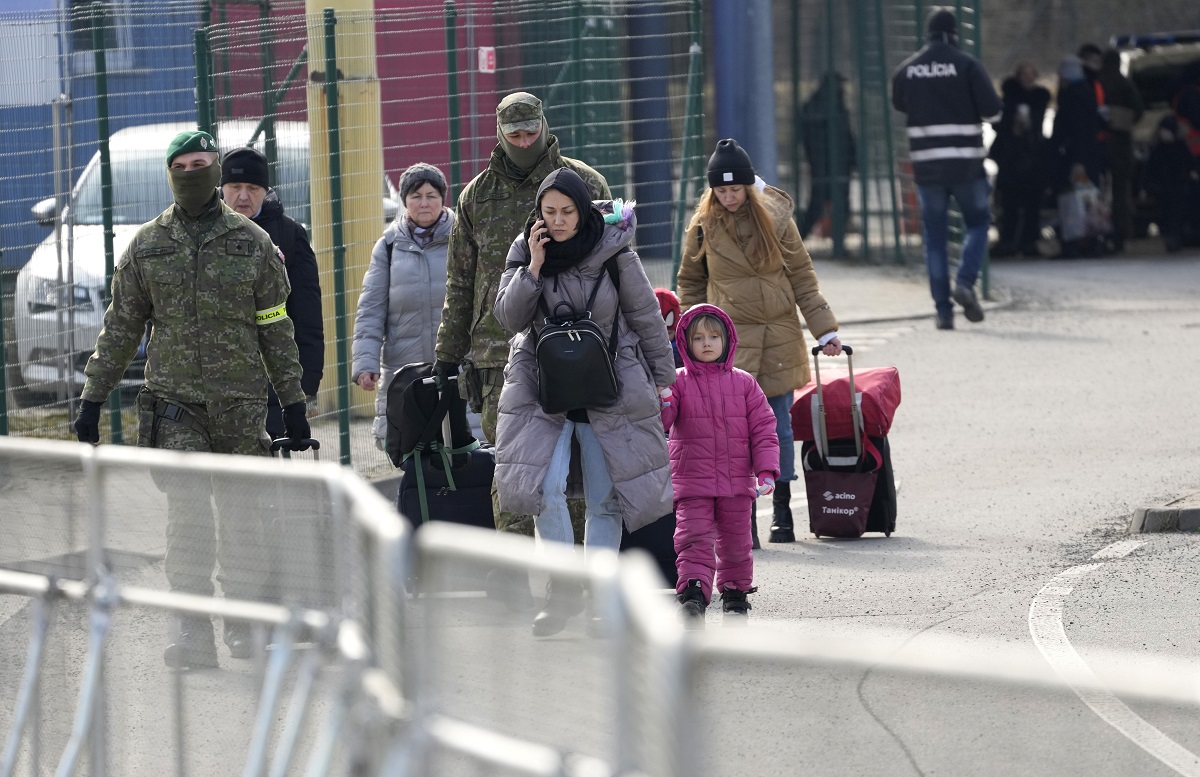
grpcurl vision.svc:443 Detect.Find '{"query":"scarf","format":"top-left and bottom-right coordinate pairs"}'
top-left (525, 167), bottom-right (603, 277)
top-left (407, 211), bottom-right (446, 247)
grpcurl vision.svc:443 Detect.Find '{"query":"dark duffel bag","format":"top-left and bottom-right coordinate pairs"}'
top-left (397, 446), bottom-right (496, 530)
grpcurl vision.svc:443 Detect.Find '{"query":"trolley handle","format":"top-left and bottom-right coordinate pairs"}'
top-left (270, 438), bottom-right (322, 454)
top-left (809, 342), bottom-right (862, 463)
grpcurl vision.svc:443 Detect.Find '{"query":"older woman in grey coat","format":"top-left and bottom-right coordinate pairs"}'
top-left (352, 163), bottom-right (453, 449)
top-left (494, 168), bottom-right (675, 636)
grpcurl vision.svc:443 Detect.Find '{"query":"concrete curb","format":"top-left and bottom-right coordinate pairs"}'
top-left (1128, 491), bottom-right (1200, 533)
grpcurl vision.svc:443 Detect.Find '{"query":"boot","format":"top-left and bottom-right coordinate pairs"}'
top-left (719, 586), bottom-right (757, 622)
top-left (531, 578), bottom-right (585, 637)
top-left (750, 514), bottom-right (762, 550)
top-left (676, 579), bottom-right (707, 630)
top-left (164, 615), bottom-right (218, 669)
top-left (223, 619), bottom-right (254, 659)
top-left (484, 567), bottom-right (536, 612)
top-left (769, 482), bottom-right (795, 543)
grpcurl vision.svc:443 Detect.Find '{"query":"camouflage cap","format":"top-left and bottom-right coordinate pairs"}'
top-left (166, 130), bottom-right (218, 165)
top-left (496, 92), bottom-right (543, 134)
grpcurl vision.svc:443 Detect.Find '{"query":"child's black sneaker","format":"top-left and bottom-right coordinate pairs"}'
top-left (719, 586), bottom-right (757, 622)
top-left (676, 579), bottom-right (707, 630)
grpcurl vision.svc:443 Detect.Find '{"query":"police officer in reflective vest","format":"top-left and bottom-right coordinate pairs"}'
top-left (72, 130), bottom-right (311, 669)
top-left (892, 7), bottom-right (1002, 330)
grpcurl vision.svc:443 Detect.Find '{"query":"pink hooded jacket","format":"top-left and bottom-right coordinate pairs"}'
top-left (661, 304), bottom-right (780, 500)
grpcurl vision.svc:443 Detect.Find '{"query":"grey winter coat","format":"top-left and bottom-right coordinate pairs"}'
top-left (352, 209), bottom-right (454, 444)
top-left (492, 204), bottom-right (676, 531)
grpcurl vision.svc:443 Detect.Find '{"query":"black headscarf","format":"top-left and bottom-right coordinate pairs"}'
top-left (524, 167), bottom-right (604, 277)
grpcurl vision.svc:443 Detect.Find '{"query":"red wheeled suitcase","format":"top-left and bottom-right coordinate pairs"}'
top-left (796, 347), bottom-right (898, 538)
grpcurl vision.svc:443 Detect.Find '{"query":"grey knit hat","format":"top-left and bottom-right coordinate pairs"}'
top-left (398, 162), bottom-right (447, 201)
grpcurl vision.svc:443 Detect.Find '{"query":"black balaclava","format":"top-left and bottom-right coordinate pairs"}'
top-left (525, 167), bottom-right (603, 277)
top-left (169, 161), bottom-right (222, 218)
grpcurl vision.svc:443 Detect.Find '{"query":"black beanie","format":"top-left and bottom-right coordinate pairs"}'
top-left (220, 147), bottom-right (270, 190)
top-left (926, 8), bottom-right (957, 37)
top-left (707, 138), bottom-right (755, 189)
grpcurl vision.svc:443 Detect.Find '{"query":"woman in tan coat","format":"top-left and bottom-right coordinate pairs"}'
top-left (677, 138), bottom-right (843, 546)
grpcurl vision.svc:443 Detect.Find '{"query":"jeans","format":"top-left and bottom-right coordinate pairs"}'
top-left (917, 177), bottom-right (991, 318)
top-left (766, 393), bottom-right (797, 482)
top-left (535, 421), bottom-right (622, 555)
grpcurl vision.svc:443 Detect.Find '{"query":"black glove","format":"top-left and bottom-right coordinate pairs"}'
top-left (282, 401), bottom-right (312, 452)
top-left (433, 360), bottom-right (458, 388)
top-left (74, 399), bottom-right (102, 444)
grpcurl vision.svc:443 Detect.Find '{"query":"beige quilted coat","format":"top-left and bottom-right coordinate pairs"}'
top-left (676, 184), bottom-right (838, 398)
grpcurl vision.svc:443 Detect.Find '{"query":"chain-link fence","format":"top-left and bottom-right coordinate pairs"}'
top-left (0, 0), bottom-right (706, 484)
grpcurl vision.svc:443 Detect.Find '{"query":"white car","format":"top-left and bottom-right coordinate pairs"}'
top-left (15, 120), bottom-right (398, 397)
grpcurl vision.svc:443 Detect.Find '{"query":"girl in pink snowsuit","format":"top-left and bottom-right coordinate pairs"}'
top-left (661, 304), bottom-right (779, 624)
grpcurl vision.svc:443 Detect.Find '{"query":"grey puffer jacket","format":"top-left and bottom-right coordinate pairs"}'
top-left (492, 203), bottom-right (676, 531)
top-left (352, 209), bottom-right (453, 444)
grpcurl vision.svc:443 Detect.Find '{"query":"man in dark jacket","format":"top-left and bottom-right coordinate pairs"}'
top-left (799, 71), bottom-right (856, 246)
top-left (222, 147), bottom-right (324, 438)
top-left (989, 62), bottom-right (1051, 257)
top-left (1097, 48), bottom-right (1143, 252)
top-left (892, 7), bottom-right (1002, 330)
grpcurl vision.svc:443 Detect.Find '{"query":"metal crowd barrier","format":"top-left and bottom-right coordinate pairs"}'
top-left (2, 437), bottom-right (1199, 776)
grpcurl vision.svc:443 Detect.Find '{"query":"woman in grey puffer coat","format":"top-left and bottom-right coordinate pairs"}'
top-left (494, 168), bottom-right (676, 636)
top-left (352, 163), bottom-right (453, 449)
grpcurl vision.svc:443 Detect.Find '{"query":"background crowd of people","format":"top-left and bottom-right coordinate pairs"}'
top-left (989, 43), bottom-right (1200, 257)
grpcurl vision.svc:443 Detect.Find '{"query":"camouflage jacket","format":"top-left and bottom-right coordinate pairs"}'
top-left (82, 201), bottom-right (305, 407)
top-left (434, 135), bottom-right (610, 370)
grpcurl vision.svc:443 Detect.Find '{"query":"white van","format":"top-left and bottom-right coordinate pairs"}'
top-left (15, 120), bottom-right (397, 397)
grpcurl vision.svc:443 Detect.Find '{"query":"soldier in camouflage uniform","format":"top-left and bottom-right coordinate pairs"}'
top-left (73, 130), bottom-right (311, 669)
top-left (433, 92), bottom-right (610, 549)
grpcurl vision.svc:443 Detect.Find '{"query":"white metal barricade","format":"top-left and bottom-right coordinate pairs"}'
top-left (3, 437), bottom-right (1199, 776)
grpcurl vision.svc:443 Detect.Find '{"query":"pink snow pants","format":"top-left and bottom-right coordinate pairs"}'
top-left (674, 495), bottom-right (754, 602)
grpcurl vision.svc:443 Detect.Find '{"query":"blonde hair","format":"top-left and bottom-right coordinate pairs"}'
top-left (693, 184), bottom-right (784, 269)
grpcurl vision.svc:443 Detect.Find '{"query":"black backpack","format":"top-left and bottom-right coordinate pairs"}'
top-left (534, 256), bottom-right (622, 415)
top-left (384, 362), bottom-right (486, 521)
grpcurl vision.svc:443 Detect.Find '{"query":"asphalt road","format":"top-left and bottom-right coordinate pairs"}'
top-left (1, 253), bottom-right (1198, 776)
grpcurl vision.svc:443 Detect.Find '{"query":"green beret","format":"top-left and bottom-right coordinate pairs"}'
top-left (166, 130), bottom-right (218, 165)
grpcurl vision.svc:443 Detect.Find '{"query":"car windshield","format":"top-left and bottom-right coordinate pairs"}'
top-left (71, 145), bottom-right (312, 226)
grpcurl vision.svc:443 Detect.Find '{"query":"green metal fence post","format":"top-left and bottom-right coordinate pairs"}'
top-left (970, 1), bottom-right (991, 298)
top-left (824, 0), bottom-right (847, 257)
top-left (570, 0), bottom-right (583, 145)
top-left (195, 28), bottom-right (214, 136)
top-left (322, 8), bottom-right (351, 466)
top-left (443, 1), bottom-right (461, 202)
top-left (258, 0), bottom-right (278, 175)
top-left (878, 0), bottom-right (905, 263)
top-left (93, 2), bottom-right (122, 444)
top-left (851, 0), bottom-right (871, 260)
top-left (0, 257), bottom-right (8, 435)
top-left (790, 0), bottom-right (803, 222)
top-left (670, 0), bottom-right (704, 283)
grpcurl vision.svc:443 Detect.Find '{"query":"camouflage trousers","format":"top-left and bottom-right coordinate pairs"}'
top-left (137, 388), bottom-right (272, 600)
top-left (478, 373), bottom-right (585, 543)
